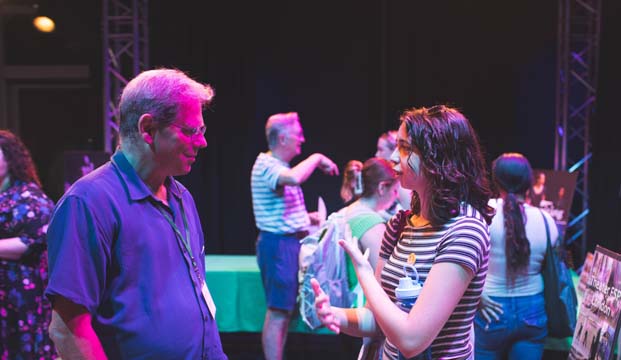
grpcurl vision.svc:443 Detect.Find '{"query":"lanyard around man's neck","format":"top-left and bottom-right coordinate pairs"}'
top-left (154, 197), bottom-right (197, 267)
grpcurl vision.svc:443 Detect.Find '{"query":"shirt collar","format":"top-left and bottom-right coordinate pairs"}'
top-left (111, 150), bottom-right (182, 202)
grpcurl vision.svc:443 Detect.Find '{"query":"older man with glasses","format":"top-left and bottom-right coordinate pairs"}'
top-left (251, 112), bottom-right (338, 360)
top-left (45, 68), bottom-right (227, 359)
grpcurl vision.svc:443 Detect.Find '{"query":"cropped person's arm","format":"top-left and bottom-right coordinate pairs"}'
top-left (0, 237), bottom-right (28, 260)
top-left (49, 296), bottom-right (107, 360)
top-left (278, 153), bottom-right (338, 186)
top-left (0, 190), bottom-right (53, 261)
top-left (342, 237), bottom-right (473, 358)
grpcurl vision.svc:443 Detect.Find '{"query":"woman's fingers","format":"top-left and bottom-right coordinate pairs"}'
top-left (344, 223), bottom-right (352, 242)
top-left (311, 279), bottom-right (329, 311)
top-left (311, 278), bottom-right (340, 333)
top-left (310, 278), bottom-right (323, 296)
top-left (327, 323), bottom-right (340, 333)
top-left (481, 308), bottom-right (491, 324)
top-left (480, 305), bottom-right (500, 323)
top-left (338, 236), bottom-right (362, 260)
top-left (486, 297), bottom-right (503, 312)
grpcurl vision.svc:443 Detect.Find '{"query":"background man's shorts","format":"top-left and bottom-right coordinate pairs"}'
top-left (256, 231), bottom-right (302, 312)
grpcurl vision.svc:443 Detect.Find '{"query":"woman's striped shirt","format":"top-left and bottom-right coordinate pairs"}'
top-left (379, 204), bottom-right (490, 359)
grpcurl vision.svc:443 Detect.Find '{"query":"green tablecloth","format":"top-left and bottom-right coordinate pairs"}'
top-left (205, 255), bottom-right (578, 351)
top-left (204, 255), bottom-right (330, 334)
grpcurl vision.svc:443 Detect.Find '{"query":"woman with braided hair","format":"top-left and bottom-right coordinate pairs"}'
top-left (475, 153), bottom-right (558, 359)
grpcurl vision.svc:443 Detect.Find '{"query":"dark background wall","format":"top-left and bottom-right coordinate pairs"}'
top-left (4, 0), bottom-right (619, 261)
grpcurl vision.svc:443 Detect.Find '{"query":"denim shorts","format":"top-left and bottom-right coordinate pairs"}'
top-left (256, 231), bottom-right (301, 312)
top-left (474, 292), bottom-right (548, 360)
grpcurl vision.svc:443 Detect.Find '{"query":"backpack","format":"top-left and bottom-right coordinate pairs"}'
top-left (298, 211), bottom-right (354, 329)
top-left (298, 209), bottom-right (412, 330)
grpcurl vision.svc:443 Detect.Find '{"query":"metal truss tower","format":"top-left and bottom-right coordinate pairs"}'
top-left (554, 0), bottom-right (601, 259)
top-left (102, 0), bottom-right (149, 153)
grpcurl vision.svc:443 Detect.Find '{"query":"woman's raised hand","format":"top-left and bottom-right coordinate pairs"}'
top-left (338, 224), bottom-right (373, 277)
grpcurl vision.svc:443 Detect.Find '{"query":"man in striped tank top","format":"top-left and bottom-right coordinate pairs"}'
top-left (313, 105), bottom-right (495, 359)
top-left (251, 112), bottom-right (338, 360)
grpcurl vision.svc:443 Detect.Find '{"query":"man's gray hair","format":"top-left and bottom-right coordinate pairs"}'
top-left (265, 112), bottom-right (299, 149)
top-left (119, 68), bottom-right (214, 142)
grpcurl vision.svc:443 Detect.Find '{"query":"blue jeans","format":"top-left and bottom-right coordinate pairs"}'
top-left (474, 292), bottom-right (548, 360)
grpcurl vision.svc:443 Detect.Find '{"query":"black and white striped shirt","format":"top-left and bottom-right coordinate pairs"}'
top-left (379, 204), bottom-right (490, 360)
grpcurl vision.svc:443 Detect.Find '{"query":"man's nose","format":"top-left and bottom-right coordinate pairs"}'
top-left (196, 134), bottom-right (208, 148)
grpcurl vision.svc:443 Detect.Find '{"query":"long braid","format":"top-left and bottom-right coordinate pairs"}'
top-left (503, 193), bottom-right (531, 285)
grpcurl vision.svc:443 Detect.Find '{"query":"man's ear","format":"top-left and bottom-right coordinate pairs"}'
top-left (377, 181), bottom-right (387, 196)
top-left (278, 133), bottom-right (287, 146)
top-left (138, 114), bottom-right (156, 144)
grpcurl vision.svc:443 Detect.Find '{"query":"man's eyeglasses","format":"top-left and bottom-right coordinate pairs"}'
top-left (170, 123), bottom-right (207, 138)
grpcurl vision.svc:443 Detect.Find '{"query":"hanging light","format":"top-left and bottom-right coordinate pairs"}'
top-left (33, 16), bottom-right (55, 33)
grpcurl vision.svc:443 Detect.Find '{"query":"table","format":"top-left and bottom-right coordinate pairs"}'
top-left (204, 255), bottom-right (330, 334)
top-left (204, 255), bottom-right (576, 351)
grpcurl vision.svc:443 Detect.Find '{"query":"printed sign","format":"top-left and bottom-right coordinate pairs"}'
top-left (569, 246), bottom-right (621, 360)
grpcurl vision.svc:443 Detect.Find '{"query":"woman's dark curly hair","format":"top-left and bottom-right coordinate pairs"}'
top-left (0, 130), bottom-right (41, 187)
top-left (400, 105), bottom-right (494, 225)
top-left (492, 153), bottom-right (533, 285)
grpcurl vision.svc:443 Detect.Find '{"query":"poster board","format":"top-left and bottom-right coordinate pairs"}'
top-left (579, 252), bottom-right (596, 294)
top-left (527, 169), bottom-right (578, 227)
top-left (569, 246), bottom-right (621, 360)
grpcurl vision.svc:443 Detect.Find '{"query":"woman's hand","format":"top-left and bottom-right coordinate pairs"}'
top-left (338, 224), bottom-right (373, 278)
top-left (478, 293), bottom-right (503, 323)
top-left (310, 278), bottom-right (340, 333)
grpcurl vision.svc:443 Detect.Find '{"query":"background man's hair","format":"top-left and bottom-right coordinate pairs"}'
top-left (265, 112), bottom-right (299, 148)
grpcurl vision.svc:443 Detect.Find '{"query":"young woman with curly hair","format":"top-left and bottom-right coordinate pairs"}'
top-left (313, 105), bottom-right (494, 359)
top-left (475, 153), bottom-right (557, 360)
top-left (0, 130), bottom-right (57, 359)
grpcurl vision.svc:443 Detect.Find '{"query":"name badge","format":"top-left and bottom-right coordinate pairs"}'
top-left (202, 281), bottom-right (217, 319)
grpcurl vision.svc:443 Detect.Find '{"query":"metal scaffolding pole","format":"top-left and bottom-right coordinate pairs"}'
top-left (554, 0), bottom-right (601, 260)
top-left (102, 0), bottom-right (149, 153)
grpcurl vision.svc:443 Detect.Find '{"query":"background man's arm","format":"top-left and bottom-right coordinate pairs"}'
top-left (49, 296), bottom-right (107, 360)
top-left (278, 153), bottom-right (338, 186)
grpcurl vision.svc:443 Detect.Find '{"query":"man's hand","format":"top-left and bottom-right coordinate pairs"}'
top-left (49, 296), bottom-right (108, 359)
top-left (317, 154), bottom-right (339, 176)
top-left (311, 278), bottom-right (340, 333)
